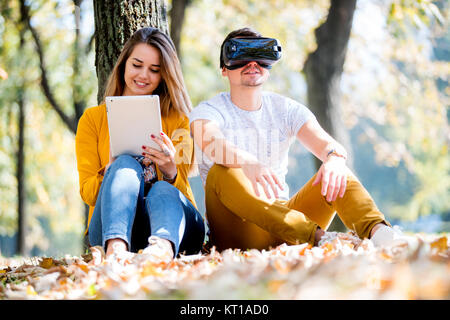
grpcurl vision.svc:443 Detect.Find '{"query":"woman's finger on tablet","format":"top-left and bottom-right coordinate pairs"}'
top-left (143, 151), bottom-right (172, 167)
top-left (143, 145), bottom-right (173, 160)
top-left (150, 134), bottom-right (172, 153)
top-left (142, 145), bottom-right (160, 156)
top-left (159, 131), bottom-right (176, 151)
top-left (150, 134), bottom-right (175, 156)
top-left (142, 153), bottom-right (160, 164)
top-left (150, 132), bottom-right (175, 153)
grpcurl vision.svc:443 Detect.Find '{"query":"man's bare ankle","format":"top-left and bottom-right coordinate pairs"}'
top-left (314, 227), bottom-right (325, 246)
top-left (369, 223), bottom-right (386, 239)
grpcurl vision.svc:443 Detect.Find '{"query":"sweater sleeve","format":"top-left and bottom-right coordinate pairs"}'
top-left (165, 116), bottom-right (197, 207)
top-left (75, 110), bottom-right (105, 207)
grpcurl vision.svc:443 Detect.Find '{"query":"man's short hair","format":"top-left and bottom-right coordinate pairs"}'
top-left (219, 27), bottom-right (262, 69)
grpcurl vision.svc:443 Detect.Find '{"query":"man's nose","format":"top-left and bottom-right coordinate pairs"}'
top-left (246, 61), bottom-right (258, 67)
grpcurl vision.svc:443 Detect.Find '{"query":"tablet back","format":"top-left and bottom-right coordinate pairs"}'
top-left (106, 95), bottom-right (162, 158)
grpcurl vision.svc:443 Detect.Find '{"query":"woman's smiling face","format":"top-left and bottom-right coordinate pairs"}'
top-left (122, 43), bottom-right (162, 96)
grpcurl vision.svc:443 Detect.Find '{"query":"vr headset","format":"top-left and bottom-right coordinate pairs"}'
top-left (221, 37), bottom-right (282, 70)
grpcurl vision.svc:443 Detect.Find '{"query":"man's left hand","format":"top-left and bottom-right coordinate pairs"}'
top-left (312, 157), bottom-right (348, 202)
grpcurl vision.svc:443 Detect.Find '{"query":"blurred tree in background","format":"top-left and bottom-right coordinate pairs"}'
top-left (343, 0), bottom-right (449, 225)
top-left (0, 0), bottom-right (96, 257)
top-left (0, 0), bottom-right (448, 257)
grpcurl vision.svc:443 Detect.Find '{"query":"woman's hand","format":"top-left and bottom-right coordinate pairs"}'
top-left (313, 156), bottom-right (348, 202)
top-left (241, 157), bottom-right (284, 200)
top-left (142, 131), bottom-right (177, 180)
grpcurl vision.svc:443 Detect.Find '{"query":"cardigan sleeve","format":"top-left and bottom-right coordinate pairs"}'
top-left (160, 115), bottom-right (197, 208)
top-left (75, 109), bottom-right (105, 207)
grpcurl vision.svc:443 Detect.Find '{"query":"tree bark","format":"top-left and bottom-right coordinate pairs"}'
top-left (93, 0), bottom-right (169, 103)
top-left (303, 0), bottom-right (356, 170)
top-left (72, 0), bottom-right (86, 123)
top-left (16, 87), bottom-right (26, 256)
top-left (16, 29), bottom-right (26, 256)
top-left (303, 0), bottom-right (357, 231)
top-left (169, 0), bottom-right (191, 55)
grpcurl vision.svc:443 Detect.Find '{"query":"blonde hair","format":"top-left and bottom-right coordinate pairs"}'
top-left (103, 27), bottom-right (192, 117)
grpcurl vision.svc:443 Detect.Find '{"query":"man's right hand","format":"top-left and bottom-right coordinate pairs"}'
top-left (191, 119), bottom-right (284, 199)
top-left (241, 159), bottom-right (284, 200)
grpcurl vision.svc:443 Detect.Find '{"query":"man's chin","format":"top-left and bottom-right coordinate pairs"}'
top-left (242, 81), bottom-right (263, 87)
top-left (241, 74), bottom-right (267, 87)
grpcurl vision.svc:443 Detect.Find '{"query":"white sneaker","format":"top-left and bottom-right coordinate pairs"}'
top-left (370, 225), bottom-right (416, 248)
top-left (141, 236), bottom-right (174, 263)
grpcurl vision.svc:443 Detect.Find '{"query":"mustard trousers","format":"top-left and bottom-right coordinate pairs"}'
top-left (205, 164), bottom-right (390, 251)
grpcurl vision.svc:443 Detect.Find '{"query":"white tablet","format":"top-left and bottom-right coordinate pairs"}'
top-left (106, 95), bottom-right (162, 158)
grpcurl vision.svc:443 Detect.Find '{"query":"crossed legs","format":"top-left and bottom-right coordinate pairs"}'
top-left (205, 164), bottom-right (389, 251)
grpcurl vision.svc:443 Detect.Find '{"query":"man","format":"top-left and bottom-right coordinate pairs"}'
top-left (189, 27), bottom-right (404, 251)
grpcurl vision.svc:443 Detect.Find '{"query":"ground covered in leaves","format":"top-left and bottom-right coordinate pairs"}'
top-left (1, 232), bottom-right (449, 300)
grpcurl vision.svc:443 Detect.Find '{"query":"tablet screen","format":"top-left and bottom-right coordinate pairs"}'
top-left (106, 95), bottom-right (163, 157)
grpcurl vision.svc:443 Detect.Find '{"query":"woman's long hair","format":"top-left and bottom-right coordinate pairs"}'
top-left (102, 27), bottom-right (192, 117)
top-left (103, 28), bottom-right (196, 175)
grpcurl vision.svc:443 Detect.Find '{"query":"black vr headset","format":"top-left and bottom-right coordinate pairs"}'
top-left (221, 37), bottom-right (282, 70)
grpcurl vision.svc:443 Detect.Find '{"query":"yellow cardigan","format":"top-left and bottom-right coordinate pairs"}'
top-left (75, 104), bottom-right (197, 235)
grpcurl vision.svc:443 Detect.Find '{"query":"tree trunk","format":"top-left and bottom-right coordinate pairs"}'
top-left (15, 16), bottom-right (27, 256)
top-left (16, 87), bottom-right (26, 256)
top-left (72, 0), bottom-right (86, 123)
top-left (169, 0), bottom-right (191, 55)
top-left (93, 0), bottom-right (169, 103)
top-left (303, 0), bottom-right (357, 231)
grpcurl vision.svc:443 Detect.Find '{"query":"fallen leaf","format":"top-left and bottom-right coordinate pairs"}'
top-left (140, 262), bottom-right (164, 278)
top-left (76, 263), bottom-right (89, 274)
top-left (268, 280), bottom-right (284, 293)
top-left (26, 285), bottom-right (37, 296)
top-left (430, 236), bottom-right (448, 252)
top-left (40, 258), bottom-right (54, 269)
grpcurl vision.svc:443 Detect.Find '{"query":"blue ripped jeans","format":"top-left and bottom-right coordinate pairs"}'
top-left (88, 155), bottom-right (205, 256)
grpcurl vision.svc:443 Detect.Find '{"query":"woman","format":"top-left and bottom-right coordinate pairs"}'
top-left (75, 27), bottom-right (205, 262)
